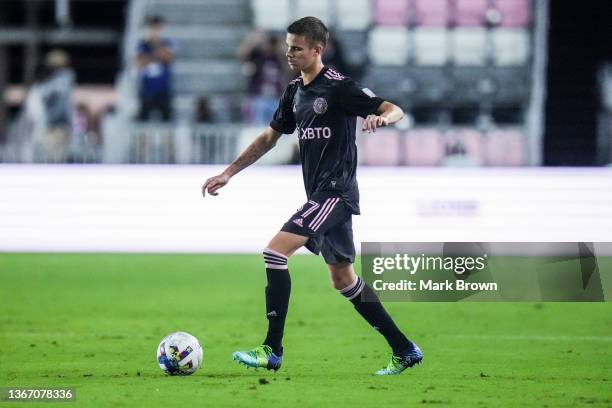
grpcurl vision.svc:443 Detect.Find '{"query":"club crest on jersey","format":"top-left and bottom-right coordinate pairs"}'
top-left (313, 97), bottom-right (328, 115)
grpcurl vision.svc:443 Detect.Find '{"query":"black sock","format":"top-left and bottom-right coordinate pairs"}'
top-left (262, 248), bottom-right (290, 355)
top-left (340, 276), bottom-right (413, 355)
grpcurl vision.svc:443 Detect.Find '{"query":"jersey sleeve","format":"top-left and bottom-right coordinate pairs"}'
top-left (338, 79), bottom-right (385, 118)
top-left (269, 84), bottom-right (297, 134)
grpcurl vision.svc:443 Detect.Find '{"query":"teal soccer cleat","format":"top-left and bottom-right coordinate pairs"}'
top-left (375, 344), bottom-right (423, 375)
top-left (232, 345), bottom-right (283, 371)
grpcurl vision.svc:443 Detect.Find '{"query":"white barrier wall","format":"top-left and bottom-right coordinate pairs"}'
top-left (1, 165), bottom-right (611, 252)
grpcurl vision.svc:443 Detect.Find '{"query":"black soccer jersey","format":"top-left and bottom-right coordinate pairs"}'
top-left (269, 66), bottom-right (384, 215)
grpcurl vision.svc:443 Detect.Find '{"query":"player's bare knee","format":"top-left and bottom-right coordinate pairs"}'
top-left (329, 274), bottom-right (343, 290)
top-left (328, 262), bottom-right (356, 290)
top-left (266, 231), bottom-right (307, 258)
top-left (331, 277), bottom-right (352, 290)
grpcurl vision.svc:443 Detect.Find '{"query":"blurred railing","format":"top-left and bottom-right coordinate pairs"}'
top-left (126, 124), bottom-right (240, 164)
top-left (1, 121), bottom-right (529, 166)
top-left (1, 131), bottom-right (101, 164)
top-left (0, 123), bottom-right (241, 165)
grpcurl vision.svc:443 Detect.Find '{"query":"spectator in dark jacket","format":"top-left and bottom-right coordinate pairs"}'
top-left (136, 15), bottom-right (176, 122)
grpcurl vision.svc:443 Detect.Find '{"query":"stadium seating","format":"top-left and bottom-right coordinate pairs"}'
top-left (173, 60), bottom-right (245, 94)
top-left (252, 0), bottom-right (291, 30)
top-left (443, 128), bottom-right (484, 166)
top-left (168, 27), bottom-right (249, 60)
top-left (108, 0), bottom-right (537, 168)
top-left (413, 0), bottom-right (451, 26)
top-left (156, 0), bottom-right (250, 25)
top-left (405, 67), bottom-right (448, 103)
top-left (494, 0), bottom-right (531, 27)
top-left (368, 27), bottom-right (410, 65)
top-left (337, 0), bottom-right (372, 30)
top-left (296, 0), bottom-right (333, 27)
top-left (362, 66), bottom-right (419, 108)
top-left (492, 28), bottom-right (530, 65)
top-left (373, 0), bottom-right (410, 26)
top-left (451, 27), bottom-right (488, 65)
top-left (413, 28), bottom-right (449, 66)
top-left (491, 67), bottom-right (529, 103)
top-left (450, 66), bottom-right (494, 103)
top-left (485, 128), bottom-right (524, 165)
top-left (405, 128), bottom-right (445, 166)
top-left (360, 129), bottom-right (402, 166)
top-left (454, 0), bottom-right (490, 26)
top-left (334, 31), bottom-right (369, 67)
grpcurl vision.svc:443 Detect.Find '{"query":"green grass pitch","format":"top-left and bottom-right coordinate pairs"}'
top-left (0, 254), bottom-right (610, 407)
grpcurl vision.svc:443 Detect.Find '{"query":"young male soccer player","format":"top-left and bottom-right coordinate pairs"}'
top-left (202, 17), bottom-right (422, 375)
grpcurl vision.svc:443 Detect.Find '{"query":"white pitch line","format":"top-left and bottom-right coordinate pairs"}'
top-left (445, 334), bottom-right (612, 342)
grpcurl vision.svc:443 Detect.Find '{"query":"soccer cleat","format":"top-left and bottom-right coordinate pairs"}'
top-left (375, 344), bottom-right (423, 375)
top-left (232, 345), bottom-right (283, 371)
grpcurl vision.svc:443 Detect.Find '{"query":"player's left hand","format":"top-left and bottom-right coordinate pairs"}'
top-left (362, 115), bottom-right (389, 133)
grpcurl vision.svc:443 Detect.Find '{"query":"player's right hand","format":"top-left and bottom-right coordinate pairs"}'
top-left (202, 173), bottom-right (230, 197)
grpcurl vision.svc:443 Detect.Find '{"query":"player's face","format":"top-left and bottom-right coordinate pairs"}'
top-left (285, 33), bottom-right (322, 72)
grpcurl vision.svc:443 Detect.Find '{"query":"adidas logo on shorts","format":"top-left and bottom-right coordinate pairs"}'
top-left (292, 218), bottom-right (304, 227)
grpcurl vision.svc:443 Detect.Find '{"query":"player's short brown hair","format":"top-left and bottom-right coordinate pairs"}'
top-left (287, 16), bottom-right (329, 49)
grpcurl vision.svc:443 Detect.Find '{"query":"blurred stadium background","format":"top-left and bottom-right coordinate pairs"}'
top-left (0, 0), bottom-right (611, 252)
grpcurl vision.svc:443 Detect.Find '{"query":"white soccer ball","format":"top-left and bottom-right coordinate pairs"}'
top-left (157, 331), bottom-right (203, 376)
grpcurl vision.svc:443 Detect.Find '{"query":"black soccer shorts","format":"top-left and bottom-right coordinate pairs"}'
top-left (280, 192), bottom-right (355, 265)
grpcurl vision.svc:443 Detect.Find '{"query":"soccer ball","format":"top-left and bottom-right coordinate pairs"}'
top-left (157, 331), bottom-right (203, 376)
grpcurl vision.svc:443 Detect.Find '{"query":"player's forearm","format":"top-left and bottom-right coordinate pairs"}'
top-left (379, 102), bottom-right (404, 125)
top-left (223, 134), bottom-right (275, 177)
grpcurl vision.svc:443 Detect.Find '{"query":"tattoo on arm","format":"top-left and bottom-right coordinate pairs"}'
top-left (226, 136), bottom-right (274, 177)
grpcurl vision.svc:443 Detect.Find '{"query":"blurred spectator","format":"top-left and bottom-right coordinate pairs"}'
top-left (68, 102), bottom-right (100, 162)
top-left (136, 16), bottom-right (176, 122)
top-left (37, 49), bottom-right (75, 129)
top-left (16, 49), bottom-right (75, 161)
top-left (72, 102), bottom-right (93, 135)
top-left (195, 96), bottom-right (214, 123)
top-left (323, 36), bottom-right (350, 77)
top-left (238, 31), bottom-right (285, 124)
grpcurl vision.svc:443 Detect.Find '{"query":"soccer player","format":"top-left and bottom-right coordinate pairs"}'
top-left (202, 17), bottom-right (422, 375)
